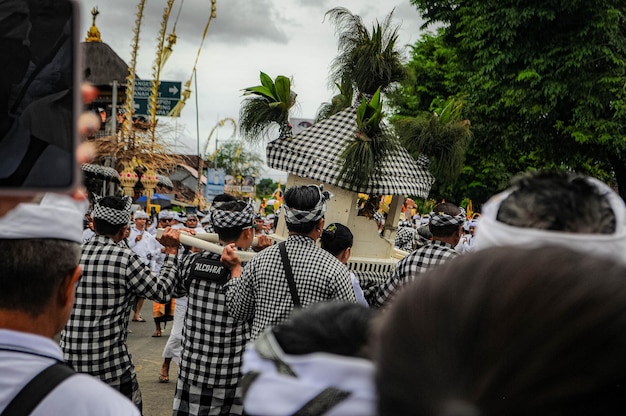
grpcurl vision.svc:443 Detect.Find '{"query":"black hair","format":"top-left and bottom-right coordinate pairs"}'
top-left (283, 185), bottom-right (323, 234)
top-left (0, 239), bottom-right (80, 316)
top-left (320, 223), bottom-right (353, 257)
top-left (213, 193), bottom-right (237, 204)
top-left (497, 170), bottom-right (616, 233)
top-left (273, 301), bottom-right (375, 359)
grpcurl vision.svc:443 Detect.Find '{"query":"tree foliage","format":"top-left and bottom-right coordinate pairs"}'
top-left (404, 0), bottom-right (626, 201)
top-left (256, 178), bottom-right (279, 198)
top-left (207, 141), bottom-right (263, 178)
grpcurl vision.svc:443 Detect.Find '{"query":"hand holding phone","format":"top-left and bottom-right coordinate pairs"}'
top-left (0, 0), bottom-right (79, 194)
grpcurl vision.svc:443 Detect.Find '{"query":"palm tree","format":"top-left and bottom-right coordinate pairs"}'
top-left (326, 7), bottom-right (405, 98)
top-left (239, 71), bottom-right (297, 143)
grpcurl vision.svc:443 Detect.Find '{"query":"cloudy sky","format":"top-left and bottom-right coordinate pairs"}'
top-left (79, 0), bottom-right (429, 179)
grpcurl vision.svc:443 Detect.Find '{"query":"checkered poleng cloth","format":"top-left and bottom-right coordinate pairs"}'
top-left (211, 202), bottom-right (254, 228)
top-left (173, 251), bottom-right (250, 389)
top-left (430, 207), bottom-right (466, 227)
top-left (370, 240), bottom-right (458, 308)
top-left (60, 235), bottom-right (179, 382)
top-left (394, 226), bottom-right (418, 252)
top-left (173, 378), bottom-right (243, 416)
top-left (267, 106), bottom-right (435, 197)
top-left (223, 235), bottom-right (358, 340)
top-left (92, 194), bottom-right (132, 225)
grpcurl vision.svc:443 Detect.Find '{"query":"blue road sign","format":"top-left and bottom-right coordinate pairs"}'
top-left (133, 80), bottom-right (182, 117)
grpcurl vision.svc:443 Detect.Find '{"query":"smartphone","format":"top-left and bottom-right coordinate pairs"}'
top-left (0, 0), bottom-right (79, 194)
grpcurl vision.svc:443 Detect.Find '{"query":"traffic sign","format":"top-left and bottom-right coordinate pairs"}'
top-left (133, 80), bottom-right (182, 117)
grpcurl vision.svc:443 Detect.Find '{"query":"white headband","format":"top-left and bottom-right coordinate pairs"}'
top-left (283, 185), bottom-right (333, 225)
top-left (474, 177), bottom-right (626, 265)
top-left (0, 194), bottom-right (88, 243)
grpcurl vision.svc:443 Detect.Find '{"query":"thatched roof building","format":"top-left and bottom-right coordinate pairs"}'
top-left (81, 41), bottom-right (128, 87)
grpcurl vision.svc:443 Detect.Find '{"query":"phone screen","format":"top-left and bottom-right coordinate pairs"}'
top-left (0, 0), bottom-right (78, 193)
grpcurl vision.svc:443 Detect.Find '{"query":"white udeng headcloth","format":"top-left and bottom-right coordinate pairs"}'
top-left (474, 177), bottom-right (626, 265)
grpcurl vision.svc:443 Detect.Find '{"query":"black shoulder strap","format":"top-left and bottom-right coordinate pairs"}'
top-left (292, 387), bottom-right (352, 416)
top-left (1, 362), bottom-right (75, 416)
top-left (278, 241), bottom-right (301, 308)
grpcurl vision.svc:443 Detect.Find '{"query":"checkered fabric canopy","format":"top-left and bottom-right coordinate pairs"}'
top-left (267, 107), bottom-right (435, 197)
top-left (81, 163), bottom-right (120, 183)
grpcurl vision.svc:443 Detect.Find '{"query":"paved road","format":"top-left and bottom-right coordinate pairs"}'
top-left (127, 301), bottom-right (179, 416)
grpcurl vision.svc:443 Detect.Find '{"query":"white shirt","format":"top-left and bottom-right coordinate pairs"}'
top-left (128, 226), bottom-right (161, 270)
top-left (82, 228), bottom-right (95, 243)
top-left (0, 329), bottom-right (139, 415)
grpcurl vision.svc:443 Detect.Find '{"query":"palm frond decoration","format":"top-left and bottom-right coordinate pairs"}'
top-left (337, 87), bottom-right (394, 189)
top-left (239, 71), bottom-right (297, 142)
top-left (393, 98), bottom-right (472, 184)
top-left (315, 76), bottom-right (354, 122)
top-left (160, 31), bottom-right (177, 70)
top-left (325, 7), bottom-right (405, 97)
top-left (90, 125), bottom-right (184, 181)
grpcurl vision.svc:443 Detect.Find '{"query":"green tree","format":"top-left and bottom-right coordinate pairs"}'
top-left (256, 178), bottom-right (278, 198)
top-left (387, 28), bottom-right (463, 118)
top-left (410, 0), bottom-right (626, 199)
top-left (388, 29), bottom-right (510, 205)
top-left (207, 141), bottom-right (263, 178)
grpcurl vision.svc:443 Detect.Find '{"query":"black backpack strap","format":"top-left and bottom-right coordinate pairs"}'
top-left (278, 241), bottom-right (301, 308)
top-left (292, 387), bottom-right (352, 416)
top-left (1, 362), bottom-right (75, 416)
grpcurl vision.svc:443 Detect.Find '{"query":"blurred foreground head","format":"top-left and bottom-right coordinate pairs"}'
top-left (475, 170), bottom-right (626, 264)
top-left (374, 246), bottom-right (626, 416)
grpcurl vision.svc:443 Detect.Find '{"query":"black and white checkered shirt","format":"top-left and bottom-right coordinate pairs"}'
top-left (224, 235), bottom-right (357, 339)
top-left (174, 251), bottom-right (250, 388)
top-left (371, 240), bottom-right (458, 308)
top-left (394, 226), bottom-right (418, 252)
top-left (60, 235), bottom-right (179, 382)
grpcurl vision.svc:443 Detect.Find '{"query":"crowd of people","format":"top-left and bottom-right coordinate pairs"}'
top-left (3, 170), bottom-right (626, 415)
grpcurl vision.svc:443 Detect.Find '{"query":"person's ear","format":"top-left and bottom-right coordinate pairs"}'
top-left (58, 266), bottom-right (82, 308)
top-left (339, 247), bottom-right (351, 263)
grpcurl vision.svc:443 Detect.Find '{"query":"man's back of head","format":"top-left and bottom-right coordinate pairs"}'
top-left (212, 200), bottom-right (255, 247)
top-left (0, 193), bottom-right (85, 332)
top-left (476, 170), bottom-right (626, 264)
top-left (283, 185), bottom-right (332, 235)
top-left (428, 202), bottom-right (465, 238)
top-left (497, 170), bottom-right (616, 233)
top-left (92, 195), bottom-right (132, 237)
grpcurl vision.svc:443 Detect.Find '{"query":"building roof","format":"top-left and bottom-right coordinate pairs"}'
top-left (81, 41), bottom-right (129, 86)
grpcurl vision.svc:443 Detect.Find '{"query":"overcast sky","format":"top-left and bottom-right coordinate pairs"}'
top-left (79, 0), bottom-right (428, 179)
